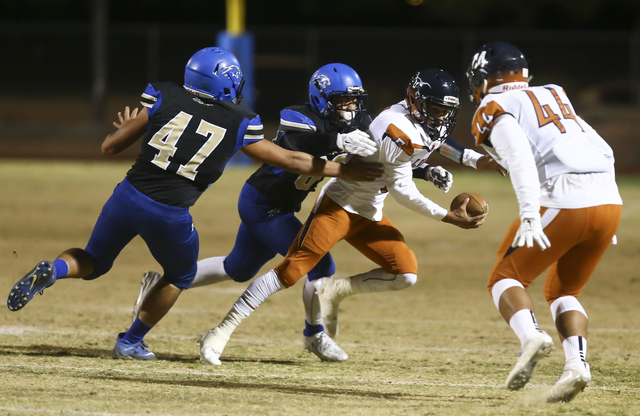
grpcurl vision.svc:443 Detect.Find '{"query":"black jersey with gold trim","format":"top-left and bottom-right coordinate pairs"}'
top-left (246, 104), bottom-right (370, 212)
top-left (127, 82), bottom-right (263, 207)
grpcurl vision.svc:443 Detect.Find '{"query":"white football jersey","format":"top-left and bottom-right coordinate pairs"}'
top-left (322, 100), bottom-right (448, 221)
top-left (471, 84), bottom-right (622, 209)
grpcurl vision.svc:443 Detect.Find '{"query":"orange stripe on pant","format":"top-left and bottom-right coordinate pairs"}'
top-left (488, 204), bottom-right (622, 304)
top-left (274, 194), bottom-right (418, 288)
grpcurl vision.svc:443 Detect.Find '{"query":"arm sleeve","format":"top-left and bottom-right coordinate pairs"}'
top-left (280, 129), bottom-right (339, 156)
top-left (490, 114), bottom-right (541, 218)
top-left (437, 136), bottom-right (484, 168)
top-left (412, 165), bottom-right (429, 181)
top-left (388, 161), bottom-right (448, 220)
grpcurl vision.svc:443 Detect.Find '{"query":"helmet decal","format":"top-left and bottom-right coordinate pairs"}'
top-left (410, 74), bottom-right (430, 90)
top-left (313, 74), bottom-right (331, 90)
top-left (220, 65), bottom-right (242, 82)
top-left (470, 50), bottom-right (490, 71)
top-left (410, 74), bottom-right (431, 105)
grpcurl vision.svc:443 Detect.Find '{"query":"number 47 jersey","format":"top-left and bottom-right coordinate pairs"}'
top-left (127, 82), bottom-right (264, 207)
top-left (471, 84), bottom-right (616, 183)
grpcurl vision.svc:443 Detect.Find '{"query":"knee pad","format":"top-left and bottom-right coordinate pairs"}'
top-left (550, 296), bottom-right (588, 321)
top-left (393, 273), bottom-right (417, 290)
top-left (491, 278), bottom-right (524, 309)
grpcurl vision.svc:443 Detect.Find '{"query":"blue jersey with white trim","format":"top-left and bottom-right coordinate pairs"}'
top-left (246, 104), bottom-right (371, 211)
top-left (127, 82), bottom-right (263, 207)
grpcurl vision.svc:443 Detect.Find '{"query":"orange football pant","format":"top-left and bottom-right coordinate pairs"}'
top-left (488, 204), bottom-right (622, 304)
top-left (274, 194), bottom-right (418, 288)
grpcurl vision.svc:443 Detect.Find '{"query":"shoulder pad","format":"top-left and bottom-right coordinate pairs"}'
top-left (279, 108), bottom-right (317, 131)
top-left (384, 123), bottom-right (418, 156)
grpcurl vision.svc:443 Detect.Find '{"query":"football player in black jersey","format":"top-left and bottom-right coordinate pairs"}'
top-left (133, 63), bottom-right (379, 361)
top-left (135, 63), bottom-right (504, 363)
top-left (6, 48), bottom-right (383, 360)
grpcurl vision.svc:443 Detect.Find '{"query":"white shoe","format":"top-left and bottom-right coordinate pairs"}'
top-left (547, 361), bottom-right (591, 403)
top-left (198, 327), bottom-right (230, 366)
top-left (506, 331), bottom-right (554, 391)
top-left (303, 331), bottom-right (348, 362)
top-left (132, 271), bottom-right (163, 322)
top-left (316, 277), bottom-right (343, 338)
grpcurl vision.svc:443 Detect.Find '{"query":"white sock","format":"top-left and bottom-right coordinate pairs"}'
top-left (190, 256), bottom-right (232, 288)
top-left (336, 268), bottom-right (417, 298)
top-left (302, 276), bottom-right (323, 326)
top-left (509, 309), bottom-right (541, 348)
top-left (217, 270), bottom-right (284, 336)
top-left (563, 335), bottom-right (587, 363)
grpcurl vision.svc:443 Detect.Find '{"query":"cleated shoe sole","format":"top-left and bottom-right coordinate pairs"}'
top-left (7, 261), bottom-right (57, 311)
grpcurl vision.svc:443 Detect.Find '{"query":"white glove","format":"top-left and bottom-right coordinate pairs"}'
top-left (426, 166), bottom-right (453, 193)
top-left (336, 129), bottom-right (377, 157)
top-left (512, 214), bottom-right (551, 250)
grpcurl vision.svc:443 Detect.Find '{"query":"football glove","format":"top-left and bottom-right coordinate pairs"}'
top-left (336, 129), bottom-right (377, 157)
top-left (512, 214), bottom-right (551, 250)
top-left (426, 166), bottom-right (453, 193)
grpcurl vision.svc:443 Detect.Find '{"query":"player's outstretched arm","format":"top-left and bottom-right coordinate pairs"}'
top-left (476, 155), bottom-right (507, 176)
top-left (242, 140), bottom-right (383, 181)
top-left (338, 155), bottom-right (384, 181)
top-left (102, 106), bottom-right (149, 155)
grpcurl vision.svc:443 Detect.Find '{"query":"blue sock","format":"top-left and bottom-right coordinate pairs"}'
top-left (52, 259), bottom-right (68, 279)
top-left (122, 318), bottom-right (153, 345)
top-left (303, 321), bottom-right (324, 337)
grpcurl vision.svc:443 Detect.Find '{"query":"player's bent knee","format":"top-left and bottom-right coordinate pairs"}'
top-left (490, 278), bottom-right (525, 310)
top-left (549, 296), bottom-right (588, 321)
top-left (59, 248), bottom-right (96, 278)
top-left (81, 257), bottom-right (109, 280)
top-left (225, 260), bottom-right (261, 283)
top-left (164, 270), bottom-right (196, 290)
top-left (228, 270), bottom-right (255, 283)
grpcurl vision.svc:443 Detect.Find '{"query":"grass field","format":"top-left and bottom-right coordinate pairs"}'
top-left (1, 160), bottom-right (638, 416)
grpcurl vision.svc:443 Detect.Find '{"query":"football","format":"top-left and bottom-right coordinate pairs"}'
top-left (450, 192), bottom-right (489, 217)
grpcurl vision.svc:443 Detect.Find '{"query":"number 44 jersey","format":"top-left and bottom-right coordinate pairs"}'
top-left (127, 82), bottom-right (264, 207)
top-left (471, 83), bottom-right (622, 208)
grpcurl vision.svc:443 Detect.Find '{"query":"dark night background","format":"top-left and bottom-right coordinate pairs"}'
top-left (3, 1), bottom-right (640, 29)
top-left (1, 0), bottom-right (639, 169)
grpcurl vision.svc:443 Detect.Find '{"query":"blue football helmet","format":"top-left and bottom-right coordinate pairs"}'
top-left (184, 47), bottom-right (245, 104)
top-left (309, 63), bottom-right (367, 123)
top-left (406, 68), bottom-right (460, 142)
